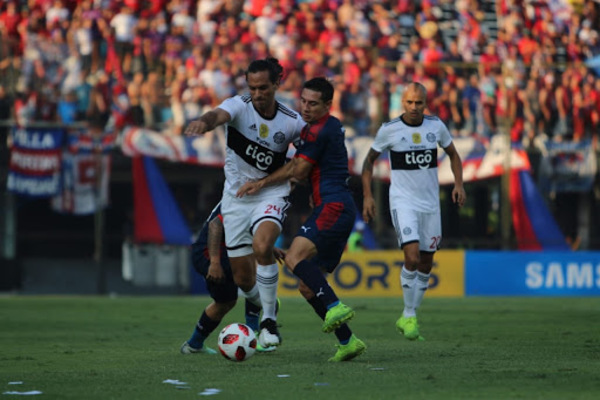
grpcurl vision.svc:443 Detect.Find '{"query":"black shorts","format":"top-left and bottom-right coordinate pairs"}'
top-left (114, 41), bottom-right (134, 59)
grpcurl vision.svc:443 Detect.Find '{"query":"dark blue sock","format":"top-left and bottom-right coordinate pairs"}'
top-left (245, 299), bottom-right (261, 332)
top-left (188, 311), bottom-right (220, 349)
top-left (293, 259), bottom-right (339, 307)
top-left (307, 297), bottom-right (352, 344)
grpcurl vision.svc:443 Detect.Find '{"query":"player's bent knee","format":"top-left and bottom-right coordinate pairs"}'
top-left (252, 242), bottom-right (274, 262)
top-left (404, 254), bottom-right (421, 269)
top-left (233, 275), bottom-right (255, 292)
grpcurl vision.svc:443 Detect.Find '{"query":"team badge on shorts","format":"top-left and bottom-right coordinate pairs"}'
top-left (259, 124), bottom-right (269, 138)
top-left (403, 227), bottom-right (412, 235)
top-left (273, 131), bottom-right (285, 144)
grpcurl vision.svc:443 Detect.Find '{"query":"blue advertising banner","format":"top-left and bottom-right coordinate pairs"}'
top-left (466, 251), bottom-right (600, 296)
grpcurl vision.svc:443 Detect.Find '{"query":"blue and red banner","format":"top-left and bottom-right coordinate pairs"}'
top-left (132, 156), bottom-right (192, 245)
top-left (51, 130), bottom-right (116, 215)
top-left (510, 170), bottom-right (570, 251)
top-left (7, 127), bottom-right (65, 197)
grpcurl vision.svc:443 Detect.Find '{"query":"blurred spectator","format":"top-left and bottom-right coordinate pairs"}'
top-left (479, 43), bottom-right (501, 77)
top-left (462, 73), bottom-right (481, 136)
top-left (420, 39), bottom-right (444, 77)
top-left (268, 23), bottom-right (294, 61)
top-left (57, 90), bottom-right (77, 124)
top-left (0, 84), bottom-right (13, 121)
top-left (522, 77), bottom-right (542, 145)
top-left (378, 34), bottom-right (402, 63)
top-left (87, 70), bottom-right (110, 129)
top-left (539, 72), bottom-right (558, 137)
top-left (46, 0), bottom-right (70, 31)
top-left (74, 71), bottom-right (92, 121)
top-left (553, 70), bottom-right (573, 140)
top-left (480, 74), bottom-right (497, 136)
top-left (163, 24), bottom-right (187, 84)
top-left (127, 71), bottom-right (144, 126)
top-left (171, 5), bottom-right (195, 38)
top-left (109, 5), bottom-right (137, 76)
top-left (140, 71), bottom-right (165, 128)
top-left (517, 29), bottom-right (539, 65)
top-left (449, 76), bottom-right (466, 136)
top-left (0, 1), bottom-right (22, 58)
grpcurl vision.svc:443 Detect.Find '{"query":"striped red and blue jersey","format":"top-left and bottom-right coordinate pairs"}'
top-left (295, 113), bottom-right (352, 206)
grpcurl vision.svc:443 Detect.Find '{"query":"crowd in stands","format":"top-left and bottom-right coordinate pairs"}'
top-left (1, 0), bottom-right (599, 146)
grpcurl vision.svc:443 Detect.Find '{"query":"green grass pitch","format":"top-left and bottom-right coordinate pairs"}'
top-left (1, 296), bottom-right (599, 399)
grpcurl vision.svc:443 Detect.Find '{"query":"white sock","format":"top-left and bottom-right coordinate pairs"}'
top-left (413, 271), bottom-right (431, 311)
top-left (256, 263), bottom-right (279, 321)
top-left (242, 284), bottom-right (261, 308)
top-left (401, 266), bottom-right (417, 317)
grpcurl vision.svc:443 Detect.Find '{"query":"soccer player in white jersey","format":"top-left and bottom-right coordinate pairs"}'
top-left (361, 82), bottom-right (466, 340)
top-left (185, 58), bottom-right (305, 347)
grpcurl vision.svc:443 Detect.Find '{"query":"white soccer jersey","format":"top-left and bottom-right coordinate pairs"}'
top-left (371, 114), bottom-right (453, 212)
top-left (218, 95), bottom-right (305, 198)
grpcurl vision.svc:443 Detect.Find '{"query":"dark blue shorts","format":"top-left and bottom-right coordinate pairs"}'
top-left (191, 242), bottom-right (238, 304)
top-left (297, 199), bottom-right (356, 273)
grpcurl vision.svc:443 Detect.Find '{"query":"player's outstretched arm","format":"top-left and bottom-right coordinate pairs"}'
top-left (184, 108), bottom-right (231, 136)
top-left (236, 157), bottom-right (312, 197)
top-left (361, 148), bottom-right (381, 223)
top-left (443, 142), bottom-right (466, 207)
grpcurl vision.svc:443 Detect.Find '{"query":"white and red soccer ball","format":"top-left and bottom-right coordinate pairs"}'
top-left (217, 323), bottom-right (257, 362)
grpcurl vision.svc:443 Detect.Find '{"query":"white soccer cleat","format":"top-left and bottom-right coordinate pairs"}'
top-left (258, 318), bottom-right (281, 347)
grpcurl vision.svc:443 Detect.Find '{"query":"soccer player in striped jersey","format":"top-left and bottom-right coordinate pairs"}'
top-left (237, 77), bottom-right (366, 362)
top-left (185, 58), bottom-right (305, 348)
top-left (361, 82), bottom-right (466, 340)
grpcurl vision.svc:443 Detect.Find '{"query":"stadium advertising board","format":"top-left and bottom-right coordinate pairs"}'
top-left (466, 251), bottom-right (600, 296)
top-left (278, 250), bottom-right (465, 297)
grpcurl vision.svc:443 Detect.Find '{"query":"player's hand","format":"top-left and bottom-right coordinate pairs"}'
top-left (207, 262), bottom-right (225, 284)
top-left (273, 247), bottom-right (286, 263)
top-left (184, 119), bottom-right (207, 136)
top-left (236, 180), bottom-right (264, 197)
top-left (452, 185), bottom-right (467, 207)
top-left (362, 196), bottom-right (376, 223)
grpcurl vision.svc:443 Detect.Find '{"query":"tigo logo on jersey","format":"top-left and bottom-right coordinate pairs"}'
top-left (245, 144), bottom-right (274, 170)
top-left (405, 149), bottom-right (434, 169)
top-left (390, 148), bottom-right (438, 170)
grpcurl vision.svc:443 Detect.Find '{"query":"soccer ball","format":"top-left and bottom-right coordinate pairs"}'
top-left (217, 323), bottom-right (257, 362)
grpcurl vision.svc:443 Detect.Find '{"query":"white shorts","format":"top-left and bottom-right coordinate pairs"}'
top-left (389, 207), bottom-right (442, 252)
top-left (221, 191), bottom-right (290, 257)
